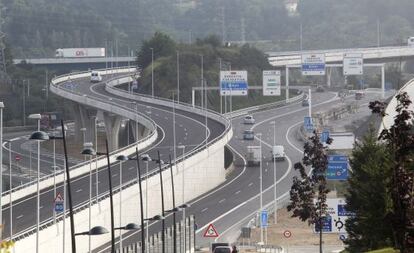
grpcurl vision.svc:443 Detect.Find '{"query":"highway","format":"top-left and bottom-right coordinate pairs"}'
top-left (0, 74), bottom-right (227, 243)
top-left (93, 88), bottom-right (390, 252)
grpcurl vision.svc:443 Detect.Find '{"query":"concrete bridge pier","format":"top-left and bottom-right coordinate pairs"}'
top-left (78, 105), bottom-right (98, 145)
top-left (103, 112), bottom-right (122, 151)
top-left (129, 120), bottom-right (150, 143)
top-left (326, 67), bottom-right (332, 87)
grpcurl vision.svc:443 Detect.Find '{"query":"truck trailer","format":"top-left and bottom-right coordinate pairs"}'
top-left (55, 48), bottom-right (106, 58)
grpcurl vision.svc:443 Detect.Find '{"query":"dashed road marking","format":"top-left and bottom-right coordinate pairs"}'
top-left (76, 189), bottom-right (83, 193)
top-left (235, 190), bottom-right (241, 195)
top-left (219, 199), bottom-right (226, 204)
top-left (201, 208), bottom-right (208, 213)
top-left (248, 182), bottom-right (253, 187)
top-left (16, 215), bottom-right (24, 220)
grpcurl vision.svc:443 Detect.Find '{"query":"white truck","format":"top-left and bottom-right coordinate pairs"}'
top-left (247, 146), bottom-right (261, 166)
top-left (55, 48), bottom-right (106, 58)
top-left (271, 145), bottom-right (286, 161)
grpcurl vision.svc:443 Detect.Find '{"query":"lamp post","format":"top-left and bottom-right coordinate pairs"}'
top-left (177, 145), bottom-right (186, 253)
top-left (0, 101), bottom-right (4, 239)
top-left (150, 48), bottom-right (154, 98)
top-left (81, 142), bottom-right (94, 253)
top-left (74, 226), bottom-right (109, 236)
top-left (141, 154), bottom-right (152, 252)
top-left (81, 140), bottom-right (115, 253)
top-left (168, 155), bottom-right (177, 253)
top-left (6, 140), bottom-right (12, 242)
top-left (270, 121), bottom-right (277, 224)
top-left (28, 113), bottom-right (42, 253)
top-left (30, 120), bottom-right (77, 253)
top-left (115, 155), bottom-right (128, 251)
top-left (156, 151), bottom-right (165, 253)
top-left (257, 132), bottom-right (264, 244)
top-left (177, 50), bottom-right (180, 103)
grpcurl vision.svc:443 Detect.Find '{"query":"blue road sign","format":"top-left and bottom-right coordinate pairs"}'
top-left (338, 204), bottom-right (355, 217)
top-left (315, 216), bottom-right (332, 233)
top-left (321, 130), bottom-right (330, 143)
top-left (261, 211), bottom-right (268, 228)
top-left (54, 193), bottom-right (64, 213)
top-left (327, 162), bottom-right (348, 180)
top-left (304, 116), bottom-right (313, 132)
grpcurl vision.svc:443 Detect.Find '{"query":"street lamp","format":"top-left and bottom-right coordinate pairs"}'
top-left (156, 151), bottom-right (166, 253)
top-left (115, 155), bottom-right (128, 251)
top-left (256, 132), bottom-right (264, 244)
top-left (30, 120), bottom-right (77, 253)
top-left (116, 150), bottom-right (145, 253)
top-left (74, 226), bottom-right (109, 236)
top-left (28, 113), bottom-right (43, 253)
top-left (141, 153), bottom-right (152, 252)
top-left (167, 155), bottom-right (177, 253)
top-left (270, 121), bottom-right (278, 224)
top-left (177, 145), bottom-right (187, 253)
top-left (150, 47), bottom-right (154, 98)
top-left (0, 101), bottom-right (4, 240)
top-left (5, 140), bottom-right (13, 242)
top-left (81, 140), bottom-right (116, 253)
top-left (81, 142), bottom-right (94, 253)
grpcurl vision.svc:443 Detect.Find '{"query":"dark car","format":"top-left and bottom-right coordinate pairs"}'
top-left (316, 86), bottom-right (325, 92)
top-left (302, 99), bottom-right (309, 106)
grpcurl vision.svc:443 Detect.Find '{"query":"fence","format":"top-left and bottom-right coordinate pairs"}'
top-left (116, 215), bottom-right (196, 253)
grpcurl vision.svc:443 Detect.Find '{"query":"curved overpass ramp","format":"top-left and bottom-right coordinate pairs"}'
top-left (11, 68), bottom-right (232, 252)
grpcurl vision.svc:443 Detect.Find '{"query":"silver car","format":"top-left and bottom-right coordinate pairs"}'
top-left (243, 115), bottom-right (255, 124)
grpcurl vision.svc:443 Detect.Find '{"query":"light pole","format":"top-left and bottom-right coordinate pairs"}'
top-left (177, 50), bottom-right (180, 103)
top-left (141, 154), bottom-right (151, 252)
top-left (115, 155), bottom-right (127, 251)
top-left (150, 48), bottom-right (154, 98)
top-left (81, 140), bottom-right (116, 253)
top-left (30, 120), bottom-right (77, 253)
top-left (168, 155), bottom-right (177, 253)
top-left (177, 145), bottom-right (186, 253)
top-left (93, 116), bottom-right (100, 213)
top-left (172, 92), bottom-right (177, 161)
top-left (0, 101), bottom-right (4, 238)
top-left (28, 113), bottom-right (42, 253)
top-left (270, 121), bottom-right (278, 224)
top-left (156, 151), bottom-right (165, 253)
top-left (82, 142), bottom-right (94, 253)
top-left (257, 132), bottom-right (264, 244)
top-left (75, 226), bottom-right (109, 236)
top-left (6, 140), bottom-right (12, 242)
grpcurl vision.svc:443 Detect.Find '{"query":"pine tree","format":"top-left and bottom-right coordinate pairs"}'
top-left (345, 128), bottom-right (393, 252)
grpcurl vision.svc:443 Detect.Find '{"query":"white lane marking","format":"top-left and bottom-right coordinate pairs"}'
top-left (201, 208), bottom-right (208, 213)
top-left (286, 121), bottom-right (304, 153)
top-left (248, 182), bottom-right (253, 187)
top-left (76, 189), bottom-right (83, 193)
top-left (128, 167), bottom-right (134, 170)
top-left (39, 206), bottom-right (43, 209)
top-left (16, 215), bottom-right (24, 220)
top-left (235, 190), bottom-right (241, 195)
top-left (112, 174), bottom-right (118, 177)
top-left (218, 199), bottom-right (226, 204)
top-left (265, 169), bottom-right (267, 172)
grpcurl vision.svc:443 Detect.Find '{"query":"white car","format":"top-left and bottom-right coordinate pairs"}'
top-left (243, 115), bottom-right (255, 124)
top-left (90, 71), bottom-right (102, 83)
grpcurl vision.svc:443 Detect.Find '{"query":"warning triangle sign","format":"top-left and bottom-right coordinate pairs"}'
top-left (54, 193), bottom-right (64, 203)
top-left (203, 223), bottom-right (219, 238)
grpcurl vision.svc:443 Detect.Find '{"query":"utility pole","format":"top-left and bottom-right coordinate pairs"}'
top-left (377, 19), bottom-right (381, 47)
top-left (241, 17), bottom-right (246, 44)
top-left (221, 7), bottom-right (226, 45)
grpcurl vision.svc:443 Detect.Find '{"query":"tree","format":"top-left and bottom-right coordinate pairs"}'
top-left (369, 92), bottom-right (414, 252)
top-left (287, 131), bottom-right (332, 253)
top-left (137, 32), bottom-right (176, 69)
top-left (345, 128), bottom-right (394, 252)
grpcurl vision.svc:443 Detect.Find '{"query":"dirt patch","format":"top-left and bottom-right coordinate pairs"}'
top-left (240, 208), bottom-right (342, 247)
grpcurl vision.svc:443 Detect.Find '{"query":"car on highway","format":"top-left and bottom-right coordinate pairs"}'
top-left (141, 153), bottom-right (152, 161)
top-left (355, 91), bottom-right (365, 100)
top-left (90, 71), bottom-right (102, 83)
top-left (302, 99), bottom-right (309, 106)
top-left (316, 85), bottom-right (325, 92)
top-left (213, 246), bottom-right (233, 253)
top-left (243, 129), bottom-right (255, 140)
top-left (243, 115), bottom-right (255, 124)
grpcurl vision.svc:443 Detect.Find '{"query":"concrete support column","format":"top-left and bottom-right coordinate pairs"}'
top-left (285, 66), bottom-right (290, 102)
top-left (78, 105), bottom-right (98, 144)
top-left (326, 67), bottom-right (332, 88)
top-left (130, 121), bottom-right (149, 142)
top-left (73, 103), bottom-right (83, 143)
top-left (103, 112), bottom-right (122, 151)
